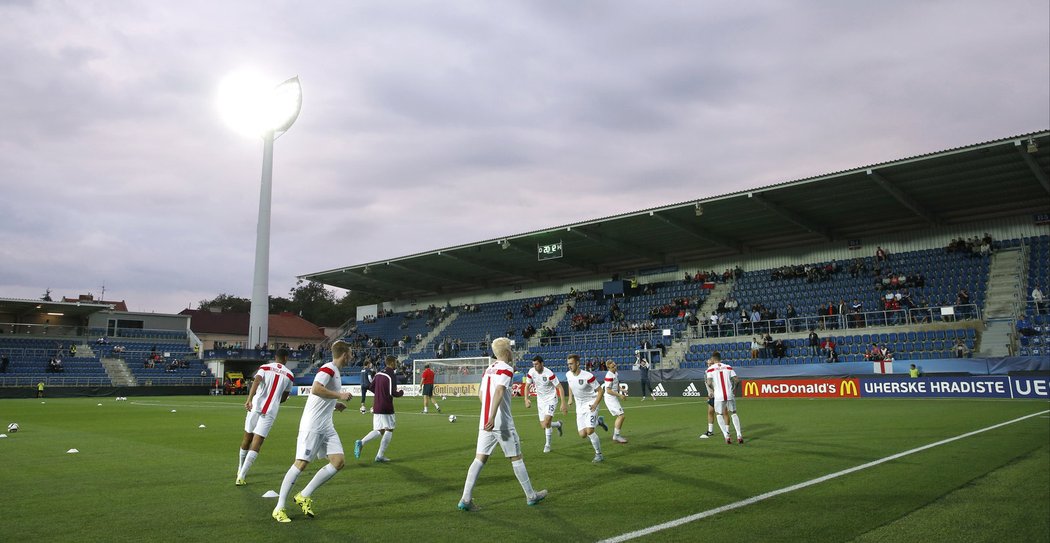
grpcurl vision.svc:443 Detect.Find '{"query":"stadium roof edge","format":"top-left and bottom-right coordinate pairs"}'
top-left (301, 129), bottom-right (1050, 299)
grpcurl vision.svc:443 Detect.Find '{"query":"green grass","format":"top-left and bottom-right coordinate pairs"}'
top-left (1, 395), bottom-right (1047, 542)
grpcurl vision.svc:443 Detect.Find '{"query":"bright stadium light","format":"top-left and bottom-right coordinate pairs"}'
top-left (218, 71), bottom-right (302, 349)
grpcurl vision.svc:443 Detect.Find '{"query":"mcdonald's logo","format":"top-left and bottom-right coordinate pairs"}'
top-left (744, 381), bottom-right (760, 397)
top-left (839, 379), bottom-right (859, 397)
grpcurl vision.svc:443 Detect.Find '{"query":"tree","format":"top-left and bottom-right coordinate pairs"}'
top-left (197, 293), bottom-right (251, 313)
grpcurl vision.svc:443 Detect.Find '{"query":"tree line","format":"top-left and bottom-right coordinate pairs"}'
top-left (197, 280), bottom-right (382, 327)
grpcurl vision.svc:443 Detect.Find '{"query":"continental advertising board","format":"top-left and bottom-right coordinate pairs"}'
top-left (741, 376), bottom-right (1049, 399)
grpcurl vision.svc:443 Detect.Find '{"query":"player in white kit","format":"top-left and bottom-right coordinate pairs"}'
top-left (705, 351), bottom-right (744, 444)
top-left (458, 337), bottom-right (547, 512)
top-left (272, 340), bottom-right (354, 523)
top-left (602, 360), bottom-right (629, 444)
top-left (523, 355), bottom-right (567, 453)
top-left (565, 354), bottom-right (606, 462)
top-left (236, 348), bottom-right (295, 485)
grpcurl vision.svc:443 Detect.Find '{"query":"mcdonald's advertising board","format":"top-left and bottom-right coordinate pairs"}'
top-left (740, 376), bottom-right (1047, 399)
top-left (741, 379), bottom-right (860, 398)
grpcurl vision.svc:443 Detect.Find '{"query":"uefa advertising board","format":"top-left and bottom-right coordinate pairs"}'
top-left (741, 376), bottom-right (1049, 399)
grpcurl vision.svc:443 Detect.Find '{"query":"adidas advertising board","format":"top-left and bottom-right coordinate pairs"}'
top-left (682, 382), bottom-right (704, 397)
top-left (651, 383), bottom-right (668, 397)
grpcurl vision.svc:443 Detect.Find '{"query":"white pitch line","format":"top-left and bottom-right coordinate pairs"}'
top-left (597, 409), bottom-right (1050, 543)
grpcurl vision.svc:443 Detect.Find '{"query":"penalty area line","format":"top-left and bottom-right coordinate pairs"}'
top-left (597, 409), bottom-right (1050, 543)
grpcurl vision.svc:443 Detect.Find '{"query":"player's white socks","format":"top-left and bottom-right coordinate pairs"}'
top-left (613, 429), bottom-right (621, 438)
top-left (302, 464), bottom-right (339, 497)
top-left (544, 427), bottom-right (552, 446)
top-left (588, 433), bottom-right (602, 454)
top-left (238, 450), bottom-right (258, 480)
top-left (717, 416), bottom-right (730, 438)
top-left (238, 448), bottom-right (248, 471)
top-left (707, 423), bottom-right (714, 433)
top-left (731, 414), bottom-right (743, 438)
top-left (361, 430), bottom-right (381, 444)
top-left (434, 402), bottom-right (440, 410)
top-left (461, 458), bottom-right (484, 503)
top-left (553, 421), bottom-right (562, 429)
top-left (511, 459), bottom-right (536, 497)
top-left (377, 432), bottom-right (393, 458)
top-left (276, 465), bottom-right (302, 510)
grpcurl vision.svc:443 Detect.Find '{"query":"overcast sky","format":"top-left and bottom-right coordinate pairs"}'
top-left (1, 0), bottom-right (1047, 314)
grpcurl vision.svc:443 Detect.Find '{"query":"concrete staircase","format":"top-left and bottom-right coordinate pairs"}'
top-left (983, 248), bottom-right (1025, 318)
top-left (529, 300), bottom-right (573, 348)
top-left (409, 312), bottom-right (460, 356)
top-left (662, 281), bottom-right (736, 367)
top-left (101, 357), bottom-right (137, 386)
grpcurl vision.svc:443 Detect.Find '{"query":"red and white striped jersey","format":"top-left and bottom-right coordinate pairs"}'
top-left (249, 362), bottom-right (295, 417)
top-left (705, 362), bottom-right (737, 402)
top-left (479, 359), bottom-right (515, 431)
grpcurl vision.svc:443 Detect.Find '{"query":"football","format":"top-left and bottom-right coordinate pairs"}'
top-left (448, 415), bottom-right (457, 423)
top-left (7, 422), bottom-right (19, 433)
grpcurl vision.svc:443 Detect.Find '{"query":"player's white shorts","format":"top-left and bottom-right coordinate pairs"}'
top-left (536, 399), bottom-right (557, 422)
top-left (244, 411), bottom-right (276, 438)
top-left (475, 427), bottom-right (522, 458)
top-left (575, 402), bottom-right (599, 432)
top-left (372, 413), bottom-right (396, 431)
top-left (296, 425), bottom-right (344, 461)
top-left (714, 399), bottom-right (737, 414)
top-left (603, 395), bottom-right (624, 417)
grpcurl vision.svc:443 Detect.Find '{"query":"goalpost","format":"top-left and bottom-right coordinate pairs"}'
top-left (413, 357), bottom-right (492, 398)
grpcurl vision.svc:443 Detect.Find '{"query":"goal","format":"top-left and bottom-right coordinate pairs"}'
top-left (413, 357), bottom-right (492, 398)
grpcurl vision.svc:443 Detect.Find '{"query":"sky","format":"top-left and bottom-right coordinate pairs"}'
top-left (1, 0), bottom-right (1047, 314)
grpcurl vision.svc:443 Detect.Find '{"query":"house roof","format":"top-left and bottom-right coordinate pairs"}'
top-left (180, 309), bottom-right (326, 340)
top-left (61, 296), bottom-right (129, 312)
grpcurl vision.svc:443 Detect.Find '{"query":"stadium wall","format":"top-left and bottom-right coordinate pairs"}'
top-left (0, 386), bottom-right (210, 399)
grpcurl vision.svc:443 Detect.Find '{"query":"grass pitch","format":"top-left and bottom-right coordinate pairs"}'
top-left (1, 394), bottom-right (1047, 542)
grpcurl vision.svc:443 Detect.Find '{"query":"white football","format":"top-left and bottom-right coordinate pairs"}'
top-left (448, 415), bottom-right (457, 423)
top-left (7, 423), bottom-right (19, 433)
top-left (441, 395), bottom-right (447, 401)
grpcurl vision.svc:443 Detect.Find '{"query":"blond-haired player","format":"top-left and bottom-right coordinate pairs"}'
top-left (457, 337), bottom-right (547, 512)
top-left (602, 360), bottom-right (628, 444)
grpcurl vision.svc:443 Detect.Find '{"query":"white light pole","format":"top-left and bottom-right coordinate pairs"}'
top-left (219, 73), bottom-right (302, 350)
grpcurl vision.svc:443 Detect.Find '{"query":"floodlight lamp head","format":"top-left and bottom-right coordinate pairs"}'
top-left (218, 73), bottom-right (302, 138)
top-left (694, 202), bottom-right (703, 216)
top-left (1027, 138), bottom-right (1038, 154)
top-left (500, 239), bottom-right (511, 250)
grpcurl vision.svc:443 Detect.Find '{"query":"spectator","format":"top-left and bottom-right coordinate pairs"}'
top-left (875, 246), bottom-right (889, 263)
top-left (1033, 286), bottom-right (1047, 315)
top-left (808, 331), bottom-right (820, 356)
top-left (952, 339), bottom-right (971, 358)
top-left (821, 338), bottom-right (837, 361)
top-left (750, 338), bottom-right (761, 359)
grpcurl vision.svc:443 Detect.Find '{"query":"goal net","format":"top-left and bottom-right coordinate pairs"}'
top-left (413, 356), bottom-right (492, 398)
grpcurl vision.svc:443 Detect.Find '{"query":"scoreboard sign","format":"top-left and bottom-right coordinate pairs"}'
top-left (538, 240), bottom-right (563, 261)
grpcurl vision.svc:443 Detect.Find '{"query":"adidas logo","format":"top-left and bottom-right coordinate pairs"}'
top-left (652, 383), bottom-right (668, 397)
top-left (683, 382), bottom-right (703, 397)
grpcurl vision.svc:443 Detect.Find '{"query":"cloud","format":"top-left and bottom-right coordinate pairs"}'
top-left (0, 0), bottom-right (1046, 312)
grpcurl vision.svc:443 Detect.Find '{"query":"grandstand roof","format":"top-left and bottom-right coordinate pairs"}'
top-left (0, 297), bottom-right (117, 319)
top-left (301, 130), bottom-right (1050, 300)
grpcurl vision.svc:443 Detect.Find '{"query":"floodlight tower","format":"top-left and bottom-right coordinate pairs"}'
top-left (219, 74), bottom-right (302, 349)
